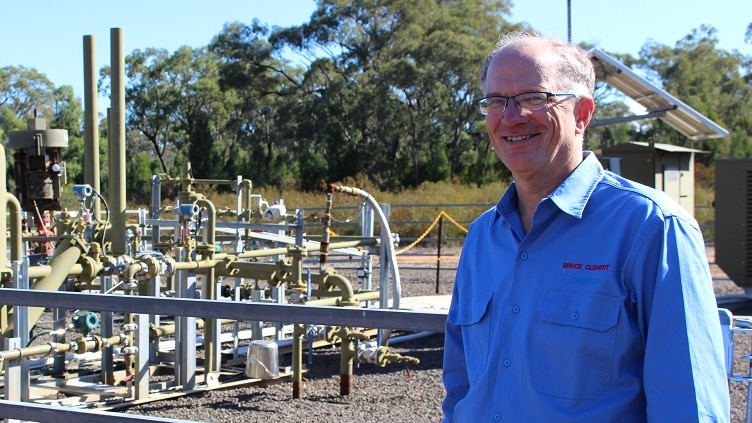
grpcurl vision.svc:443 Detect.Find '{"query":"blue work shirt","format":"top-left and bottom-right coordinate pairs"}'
top-left (442, 152), bottom-right (730, 422)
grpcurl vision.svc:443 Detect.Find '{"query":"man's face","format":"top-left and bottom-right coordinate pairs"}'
top-left (483, 41), bottom-right (585, 183)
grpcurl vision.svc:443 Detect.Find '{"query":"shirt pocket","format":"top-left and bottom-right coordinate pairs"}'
top-left (447, 290), bottom-right (494, 381)
top-left (532, 290), bottom-right (621, 399)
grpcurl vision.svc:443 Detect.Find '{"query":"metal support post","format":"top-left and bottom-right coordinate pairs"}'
top-left (435, 214), bottom-right (443, 294)
top-left (3, 337), bottom-right (21, 423)
top-left (272, 285), bottom-right (286, 341)
top-left (360, 204), bottom-right (374, 291)
top-left (101, 275), bottom-right (115, 385)
top-left (11, 260), bottom-right (29, 401)
top-left (377, 203), bottom-right (391, 346)
top-left (729, 318), bottom-right (752, 423)
top-left (149, 275), bottom-right (161, 363)
top-left (52, 307), bottom-right (66, 376)
top-left (250, 289), bottom-right (264, 341)
top-left (134, 314), bottom-right (150, 400)
top-left (174, 247), bottom-right (196, 391)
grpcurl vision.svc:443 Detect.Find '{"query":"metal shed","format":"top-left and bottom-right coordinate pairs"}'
top-left (600, 141), bottom-right (705, 217)
top-left (587, 49), bottom-right (728, 218)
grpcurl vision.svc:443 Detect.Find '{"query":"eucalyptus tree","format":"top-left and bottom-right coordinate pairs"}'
top-left (52, 85), bottom-right (86, 185)
top-left (271, 0), bottom-right (516, 189)
top-left (0, 65), bottom-right (56, 122)
top-left (209, 21), bottom-right (306, 188)
top-left (122, 46), bottom-right (224, 177)
top-left (0, 66), bottom-right (83, 189)
top-left (637, 25), bottom-right (752, 162)
top-left (381, 0), bottom-right (518, 187)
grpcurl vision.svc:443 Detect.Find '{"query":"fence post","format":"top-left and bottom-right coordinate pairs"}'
top-left (435, 213), bottom-right (443, 294)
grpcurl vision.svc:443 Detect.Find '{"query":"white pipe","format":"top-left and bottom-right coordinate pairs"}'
top-left (332, 185), bottom-right (401, 309)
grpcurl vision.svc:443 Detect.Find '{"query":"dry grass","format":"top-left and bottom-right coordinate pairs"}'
top-left (106, 176), bottom-right (715, 244)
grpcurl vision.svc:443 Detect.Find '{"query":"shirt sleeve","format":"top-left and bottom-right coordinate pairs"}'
top-left (442, 282), bottom-right (469, 423)
top-left (630, 214), bottom-right (730, 422)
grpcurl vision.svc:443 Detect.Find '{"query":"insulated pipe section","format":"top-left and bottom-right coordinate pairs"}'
top-left (327, 184), bottom-right (402, 309)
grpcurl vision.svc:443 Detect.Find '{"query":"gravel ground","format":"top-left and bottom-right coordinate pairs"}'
top-left (33, 245), bottom-right (752, 422)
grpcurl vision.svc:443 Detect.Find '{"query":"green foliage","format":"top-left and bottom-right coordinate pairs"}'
top-left (62, 135), bottom-right (84, 185)
top-left (126, 152), bottom-right (157, 204)
top-left (1, 5), bottom-right (750, 215)
top-left (636, 26), bottom-right (752, 162)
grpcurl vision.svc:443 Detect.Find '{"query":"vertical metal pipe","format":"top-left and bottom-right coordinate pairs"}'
top-left (0, 144), bottom-right (7, 274)
top-left (292, 324), bottom-right (304, 399)
top-left (340, 338), bottom-right (354, 395)
top-left (83, 35), bottom-right (100, 217)
top-left (197, 199), bottom-right (219, 373)
top-left (435, 214), bottom-right (443, 294)
top-left (109, 28), bottom-right (126, 255)
top-left (2, 146), bottom-right (13, 344)
top-left (6, 194), bottom-right (24, 262)
top-left (320, 190), bottom-right (333, 266)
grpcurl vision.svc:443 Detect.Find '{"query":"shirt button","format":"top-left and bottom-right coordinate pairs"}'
top-left (571, 312), bottom-right (579, 320)
top-left (503, 359), bottom-right (511, 367)
top-left (494, 413), bottom-right (502, 421)
top-left (520, 253), bottom-right (528, 260)
top-left (512, 305), bottom-right (520, 313)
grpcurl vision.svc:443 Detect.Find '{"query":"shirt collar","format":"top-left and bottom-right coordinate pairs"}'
top-left (494, 151), bottom-right (604, 224)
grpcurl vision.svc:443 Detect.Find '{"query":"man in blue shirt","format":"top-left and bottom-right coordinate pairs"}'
top-left (441, 31), bottom-right (730, 422)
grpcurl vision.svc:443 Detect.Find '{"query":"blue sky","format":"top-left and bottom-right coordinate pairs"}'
top-left (1, 0), bottom-right (749, 106)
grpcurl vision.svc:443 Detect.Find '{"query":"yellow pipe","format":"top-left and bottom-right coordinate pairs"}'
top-left (235, 239), bottom-right (378, 260)
top-left (83, 34), bottom-right (101, 217)
top-left (292, 324), bottom-right (305, 399)
top-left (0, 144), bottom-right (7, 293)
top-left (304, 290), bottom-right (381, 307)
top-left (149, 319), bottom-right (234, 340)
top-left (26, 263), bottom-right (85, 280)
top-left (0, 334), bottom-right (126, 362)
top-left (109, 28), bottom-right (127, 255)
top-left (3, 236), bottom-right (85, 341)
top-left (6, 193), bottom-right (23, 263)
top-left (341, 337), bottom-right (355, 395)
top-left (0, 145), bottom-right (6, 275)
top-left (197, 198), bottom-right (220, 373)
top-left (319, 268), bottom-right (358, 306)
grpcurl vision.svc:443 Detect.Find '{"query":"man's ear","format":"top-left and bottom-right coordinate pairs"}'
top-left (575, 97), bottom-right (595, 135)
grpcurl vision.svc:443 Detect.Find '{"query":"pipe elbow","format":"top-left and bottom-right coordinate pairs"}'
top-left (321, 270), bottom-right (357, 306)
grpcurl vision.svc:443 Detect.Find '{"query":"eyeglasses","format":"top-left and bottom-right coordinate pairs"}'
top-left (476, 92), bottom-right (576, 116)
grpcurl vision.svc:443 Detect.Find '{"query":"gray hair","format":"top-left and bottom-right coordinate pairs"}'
top-left (479, 31), bottom-right (595, 98)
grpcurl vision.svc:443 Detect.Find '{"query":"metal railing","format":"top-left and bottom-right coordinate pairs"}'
top-left (1, 289), bottom-right (447, 423)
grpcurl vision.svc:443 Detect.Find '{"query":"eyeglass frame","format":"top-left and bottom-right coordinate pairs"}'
top-left (476, 91), bottom-right (577, 116)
